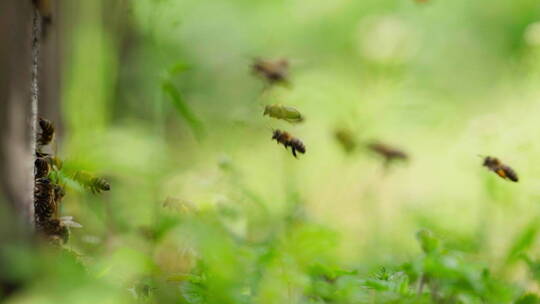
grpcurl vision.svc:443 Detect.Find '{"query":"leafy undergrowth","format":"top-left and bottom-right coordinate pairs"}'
top-left (4, 187), bottom-right (540, 304)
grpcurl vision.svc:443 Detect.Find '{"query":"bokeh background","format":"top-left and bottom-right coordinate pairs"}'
top-left (4, 0), bottom-right (540, 303)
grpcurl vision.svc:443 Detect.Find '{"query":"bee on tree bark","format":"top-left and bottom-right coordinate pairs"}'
top-left (39, 216), bottom-right (82, 244)
top-left (33, 116), bottom-right (87, 245)
top-left (37, 117), bottom-right (55, 146)
top-left (34, 178), bottom-right (56, 223)
top-left (271, 129), bottom-right (306, 158)
top-left (32, 0), bottom-right (53, 38)
top-left (34, 157), bottom-right (50, 179)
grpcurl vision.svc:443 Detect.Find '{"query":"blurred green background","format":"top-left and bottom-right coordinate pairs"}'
top-left (5, 0), bottom-right (540, 303)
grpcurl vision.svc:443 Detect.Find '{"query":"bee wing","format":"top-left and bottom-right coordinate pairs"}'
top-left (59, 216), bottom-right (83, 228)
top-left (65, 221), bottom-right (83, 228)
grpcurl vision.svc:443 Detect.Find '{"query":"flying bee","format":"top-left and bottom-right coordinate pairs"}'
top-left (37, 117), bottom-right (54, 146)
top-left (89, 177), bottom-right (110, 194)
top-left (163, 197), bottom-right (197, 214)
top-left (481, 156), bottom-right (518, 182)
top-left (34, 157), bottom-right (50, 178)
top-left (334, 128), bottom-right (357, 154)
top-left (73, 171), bottom-right (111, 194)
top-left (263, 104), bottom-right (304, 123)
top-left (368, 141), bottom-right (408, 165)
top-left (271, 129), bottom-right (306, 158)
top-left (252, 58), bottom-right (290, 86)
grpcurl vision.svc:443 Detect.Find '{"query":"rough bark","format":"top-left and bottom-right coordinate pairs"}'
top-left (0, 0), bottom-right (61, 234)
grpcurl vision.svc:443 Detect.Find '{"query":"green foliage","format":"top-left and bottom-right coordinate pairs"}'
top-left (416, 229), bottom-right (442, 255)
top-left (8, 0), bottom-right (540, 303)
top-left (506, 219), bottom-right (539, 264)
top-left (516, 293), bottom-right (540, 304)
top-left (161, 80), bottom-right (204, 139)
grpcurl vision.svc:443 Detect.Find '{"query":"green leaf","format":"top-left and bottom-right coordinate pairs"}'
top-left (168, 62), bottom-right (191, 76)
top-left (416, 229), bottom-right (441, 255)
top-left (181, 280), bottom-right (207, 304)
top-left (516, 293), bottom-right (540, 304)
top-left (521, 255), bottom-right (540, 282)
top-left (506, 219), bottom-right (539, 264)
top-left (161, 80), bottom-right (204, 139)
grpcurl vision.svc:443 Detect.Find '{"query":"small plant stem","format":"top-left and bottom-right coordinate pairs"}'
top-left (417, 273), bottom-right (425, 296)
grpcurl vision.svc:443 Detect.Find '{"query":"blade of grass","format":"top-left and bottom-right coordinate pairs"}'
top-left (161, 80), bottom-right (204, 139)
top-left (506, 219), bottom-right (539, 264)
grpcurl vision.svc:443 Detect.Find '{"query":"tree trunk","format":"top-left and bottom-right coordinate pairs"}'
top-left (0, 0), bottom-right (61, 236)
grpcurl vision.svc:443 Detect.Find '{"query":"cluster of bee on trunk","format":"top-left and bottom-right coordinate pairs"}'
top-left (33, 117), bottom-right (111, 245)
top-left (34, 118), bottom-right (79, 244)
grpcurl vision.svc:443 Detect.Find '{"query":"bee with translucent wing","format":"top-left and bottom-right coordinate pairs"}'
top-left (271, 129), bottom-right (306, 158)
top-left (481, 156), bottom-right (518, 182)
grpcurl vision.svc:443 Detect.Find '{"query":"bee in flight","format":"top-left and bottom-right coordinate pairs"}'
top-left (334, 128), bottom-right (357, 154)
top-left (481, 156), bottom-right (518, 182)
top-left (37, 117), bottom-right (55, 146)
top-left (368, 141), bottom-right (408, 166)
top-left (263, 104), bottom-right (304, 123)
top-left (73, 171), bottom-right (111, 194)
top-left (271, 129), bottom-right (306, 158)
top-left (89, 177), bottom-right (111, 194)
top-left (252, 58), bottom-right (290, 86)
